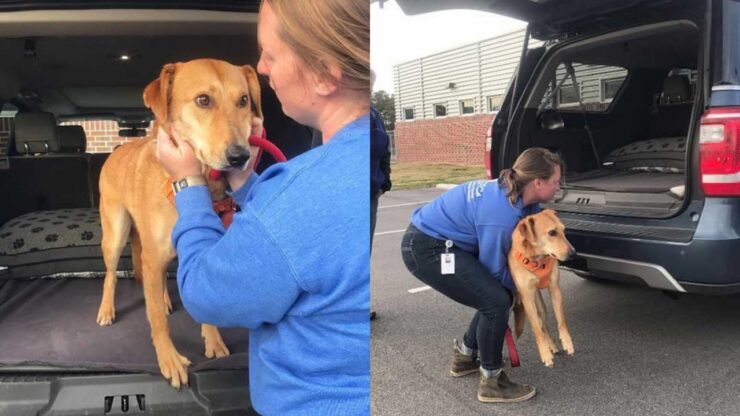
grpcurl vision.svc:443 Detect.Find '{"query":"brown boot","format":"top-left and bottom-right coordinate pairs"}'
top-left (449, 339), bottom-right (479, 377)
top-left (477, 369), bottom-right (536, 403)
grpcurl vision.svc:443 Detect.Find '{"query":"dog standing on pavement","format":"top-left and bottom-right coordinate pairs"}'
top-left (96, 59), bottom-right (262, 388)
top-left (509, 209), bottom-right (576, 367)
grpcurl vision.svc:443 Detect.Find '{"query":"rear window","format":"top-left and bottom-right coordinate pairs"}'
top-left (538, 63), bottom-right (628, 112)
top-left (60, 119), bottom-right (149, 153)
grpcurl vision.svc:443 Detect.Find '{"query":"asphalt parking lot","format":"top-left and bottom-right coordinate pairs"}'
top-left (371, 188), bottom-right (740, 416)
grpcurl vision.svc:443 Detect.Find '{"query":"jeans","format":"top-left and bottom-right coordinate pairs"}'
top-left (401, 224), bottom-right (512, 370)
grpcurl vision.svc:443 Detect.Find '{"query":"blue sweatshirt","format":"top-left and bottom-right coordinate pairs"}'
top-left (410, 179), bottom-right (540, 292)
top-left (172, 115), bottom-right (370, 416)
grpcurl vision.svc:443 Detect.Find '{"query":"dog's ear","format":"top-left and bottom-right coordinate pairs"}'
top-left (517, 218), bottom-right (537, 244)
top-left (242, 65), bottom-right (263, 119)
top-left (143, 63), bottom-right (178, 123)
top-left (527, 217), bottom-right (537, 239)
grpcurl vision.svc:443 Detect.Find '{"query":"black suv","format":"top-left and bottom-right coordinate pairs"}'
top-left (398, 0), bottom-right (740, 295)
top-left (0, 1), bottom-right (312, 414)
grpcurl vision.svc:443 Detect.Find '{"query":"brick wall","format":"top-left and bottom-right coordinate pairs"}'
top-left (59, 120), bottom-right (150, 153)
top-left (0, 118), bottom-right (150, 154)
top-left (395, 114), bottom-right (494, 165)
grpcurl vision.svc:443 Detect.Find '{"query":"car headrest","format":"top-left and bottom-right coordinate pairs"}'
top-left (14, 112), bottom-right (60, 155)
top-left (58, 125), bottom-right (87, 153)
top-left (661, 75), bottom-right (692, 104)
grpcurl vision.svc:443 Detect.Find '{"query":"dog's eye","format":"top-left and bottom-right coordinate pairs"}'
top-left (237, 95), bottom-right (249, 108)
top-left (548, 230), bottom-right (558, 237)
top-left (196, 94), bottom-right (212, 108)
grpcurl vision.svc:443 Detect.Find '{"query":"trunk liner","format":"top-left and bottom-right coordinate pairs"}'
top-left (566, 170), bottom-right (684, 193)
top-left (0, 278), bottom-right (249, 373)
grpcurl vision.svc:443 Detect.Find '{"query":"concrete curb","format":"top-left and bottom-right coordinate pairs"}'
top-left (435, 183), bottom-right (457, 190)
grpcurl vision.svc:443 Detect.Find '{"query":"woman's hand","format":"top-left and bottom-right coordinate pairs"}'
top-left (226, 116), bottom-right (263, 191)
top-left (154, 128), bottom-right (202, 181)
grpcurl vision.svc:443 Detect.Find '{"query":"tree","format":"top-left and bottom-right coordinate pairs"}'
top-left (371, 90), bottom-right (395, 131)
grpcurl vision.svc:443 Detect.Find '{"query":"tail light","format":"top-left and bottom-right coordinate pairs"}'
top-left (699, 107), bottom-right (740, 196)
top-left (485, 123), bottom-right (493, 179)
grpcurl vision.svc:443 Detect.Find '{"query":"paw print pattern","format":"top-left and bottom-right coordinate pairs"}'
top-left (31, 227), bottom-right (44, 233)
top-left (45, 234), bottom-right (59, 242)
top-left (67, 224), bottom-right (79, 230)
top-left (0, 232), bottom-right (11, 238)
top-left (13, 239), bottom-right (25, 249)
top-left (81, 231), bottom-right (94, 241)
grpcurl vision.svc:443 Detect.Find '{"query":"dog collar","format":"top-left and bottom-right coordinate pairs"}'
top-left (160, 179), bottom-right (239, 228)
top-left (514, 251), bottom-right (555, 289)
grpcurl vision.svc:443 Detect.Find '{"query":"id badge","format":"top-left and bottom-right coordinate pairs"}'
top-left (441, 253), bottom-right (455, 275)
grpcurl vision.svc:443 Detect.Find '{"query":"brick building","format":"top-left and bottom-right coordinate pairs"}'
top-left (392, 29), bottom-right (628, 166)
top-left (393, 30), bottom-right (536, 166)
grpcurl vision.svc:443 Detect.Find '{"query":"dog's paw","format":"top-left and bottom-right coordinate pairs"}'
top-left (539, 349), bottom-right (555, 367)
top-left (202, 325), bottom-right (230, 359)
top-left (204, 338), bottom-right (230, 359)
top-left (96, 304), bottom-right (116, 326)
top-left (157, 347), bottom-right (192, 390)
top-left (561, 334), bottom-right (575, 356)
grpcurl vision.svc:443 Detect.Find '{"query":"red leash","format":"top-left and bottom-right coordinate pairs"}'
top-left (206, 128), bottom-right (286, 228)
top-left (505, 327), bottom-right (520, 367)
top-left (209, 128), bottom-right (287, 181)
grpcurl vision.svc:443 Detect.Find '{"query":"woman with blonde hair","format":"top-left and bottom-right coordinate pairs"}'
top-left (155, 0), bottom-right (370, 415)
top-left (401, 148), bottom-right (563, 403)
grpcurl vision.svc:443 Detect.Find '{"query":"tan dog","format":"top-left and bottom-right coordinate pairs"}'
top-left (509, 209), bottom-right (576, 367)
top-left (96, 59), bottom-right (262, 388)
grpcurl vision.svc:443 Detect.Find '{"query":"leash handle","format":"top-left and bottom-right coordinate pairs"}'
top-left (505, 327), bottom-right (520, 367)
top-left (248, 127), bottom-right (287, 163)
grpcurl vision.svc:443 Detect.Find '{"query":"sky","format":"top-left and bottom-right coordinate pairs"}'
top-left (370, 1), bottom-right (526, 94)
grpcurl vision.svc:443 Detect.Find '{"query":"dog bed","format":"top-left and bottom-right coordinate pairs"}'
top-left (0, 208), bottom-right (177, 279)
top-left (0, 277), bottom-right (249, 373)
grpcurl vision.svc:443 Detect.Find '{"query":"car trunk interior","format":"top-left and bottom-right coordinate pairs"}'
top-left (0, 7), bottom-right (310, 379)
top-left (512, 21), bottom-right (699, 218)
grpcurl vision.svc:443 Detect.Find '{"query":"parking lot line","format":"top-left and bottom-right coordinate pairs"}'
top-left (379, 200), bottom-right (431, 210)
top-left (374, 229), bottom-right (406, 236)
top-left (407, 285), bottom-right (431, 294)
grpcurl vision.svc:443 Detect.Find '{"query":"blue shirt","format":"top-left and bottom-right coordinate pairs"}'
top-left (172, 115), bottom-right (370, 416)
top-left (411, 179), bottom-right (540, 291)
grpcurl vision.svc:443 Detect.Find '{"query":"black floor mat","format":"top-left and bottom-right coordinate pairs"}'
top-left (0, 278), bottom-right (248, 373)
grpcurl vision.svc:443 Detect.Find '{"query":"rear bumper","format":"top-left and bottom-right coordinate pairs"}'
top-left (562, 197), bottom-right (740, 294)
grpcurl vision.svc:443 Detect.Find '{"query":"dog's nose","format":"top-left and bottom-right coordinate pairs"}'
top-left (226, 145), bottom-right (250, 168)
top-left (565, 248), bottom-right (576, 261)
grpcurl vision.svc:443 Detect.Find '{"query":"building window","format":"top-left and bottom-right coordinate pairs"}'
top-left (601, 77), bottom-right (625, 102)
top-left (403, 108), bottom-right (415, 120)
top-left (433, 104), bottom-right (447, 117)
top-left (487, 95), bottom-right (503, 112)
top-left (558, 85), bottom-right (581, 106)
top-left (460, 99), bottom-right (475, 115)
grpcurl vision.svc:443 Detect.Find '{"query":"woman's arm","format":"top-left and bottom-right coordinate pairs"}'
top-left (476, 224), bottom-right (516, 291)
top-left (172, 186), bottom-right (302, 328)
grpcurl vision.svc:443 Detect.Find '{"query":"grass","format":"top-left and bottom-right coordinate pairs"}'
top-left (390, 162), bottom-right (488, 190)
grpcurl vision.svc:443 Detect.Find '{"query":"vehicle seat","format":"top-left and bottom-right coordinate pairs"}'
top-left (58, 125), bottom-right (87, 153)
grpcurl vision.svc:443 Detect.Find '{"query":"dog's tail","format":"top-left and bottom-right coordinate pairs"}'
top-left (513, 296), bottom-right (525, 338)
